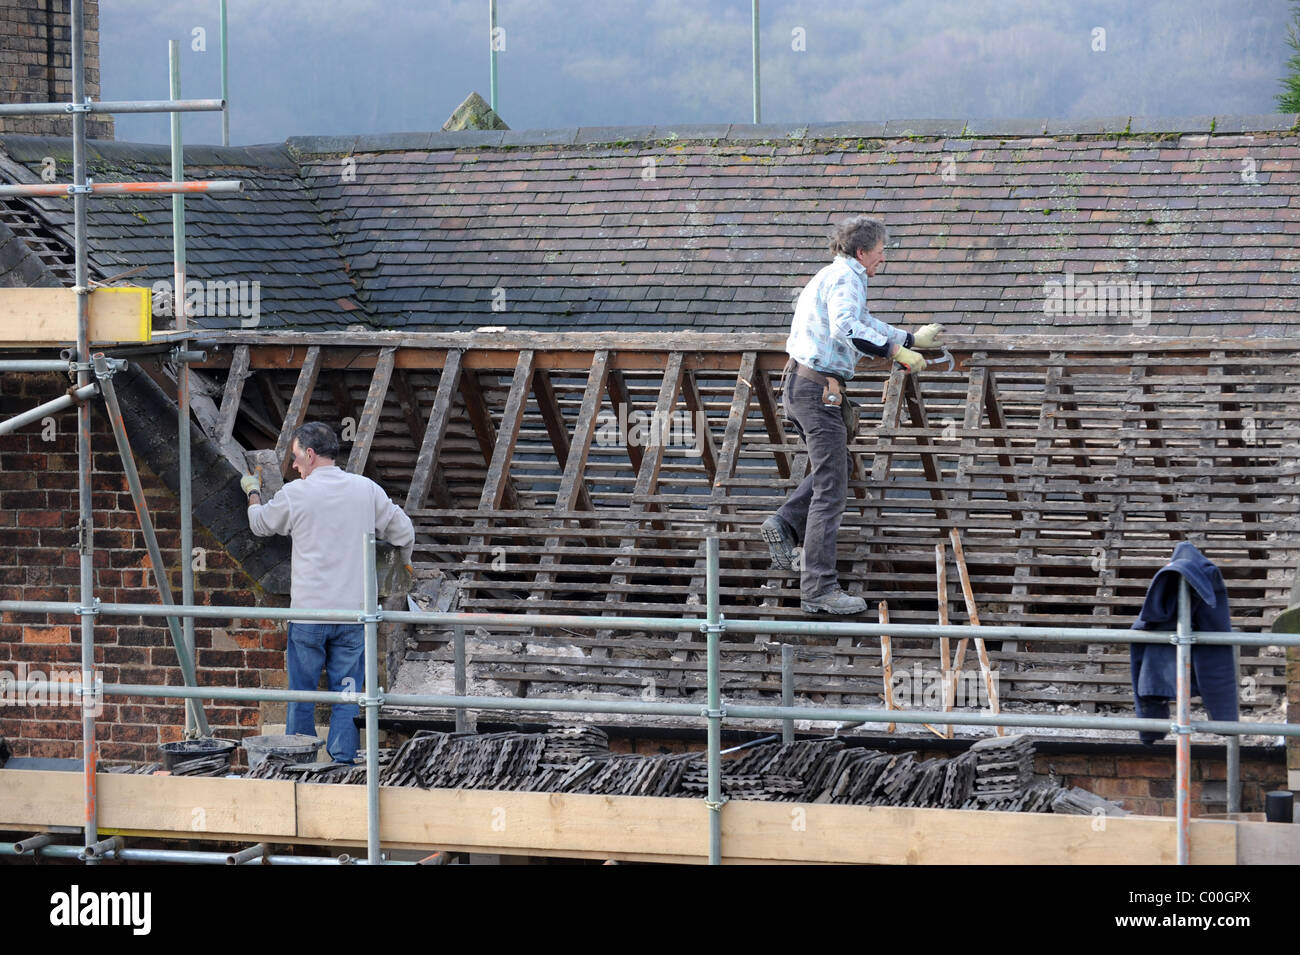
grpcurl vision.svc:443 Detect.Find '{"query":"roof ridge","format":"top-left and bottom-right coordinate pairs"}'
top-left (285, 113), bottom-right (1300, 154)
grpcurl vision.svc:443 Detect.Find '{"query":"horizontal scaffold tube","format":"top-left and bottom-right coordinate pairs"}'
top-left (0, 180), bottom-right (242, 198)
top-left (3, 597), bottom-right (1296, 648)
top-left (4, 679), bottom-right (1296, 737)
top-left (0, 98), bottom-right (225, 116)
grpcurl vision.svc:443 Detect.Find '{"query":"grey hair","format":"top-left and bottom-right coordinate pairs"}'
top-left (292, 421), bottom-right (340, 460)
top-left (829, 216), bottom-right (888, 258)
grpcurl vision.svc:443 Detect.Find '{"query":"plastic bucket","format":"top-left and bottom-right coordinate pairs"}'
top-left (242, 733), bottom-right (323, 769)
top-left (158, 737), bottom-right (238, 771)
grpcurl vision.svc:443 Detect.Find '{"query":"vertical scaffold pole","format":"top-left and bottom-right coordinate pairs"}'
top-left (220, 0), bottom-right (230, 146)
top-left (364, 532), bottom-right (381, 865)
top-left (705, 537), bottom-right (723, 865)
top-left (71, 0), bottom-right (98, 864)
top-left (781, 644), bottom-right (794, 744)
top-left (1175, 577), bottom-right (1192, 865)
top-left (170, 40), bottom-right (198, 737)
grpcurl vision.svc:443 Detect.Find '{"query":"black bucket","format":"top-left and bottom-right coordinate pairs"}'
top-left (158, 737), bottom-right (238, 771)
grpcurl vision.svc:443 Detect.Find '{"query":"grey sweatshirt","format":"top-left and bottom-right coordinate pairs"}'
top-left (247, 465), bottom-right (415, 623)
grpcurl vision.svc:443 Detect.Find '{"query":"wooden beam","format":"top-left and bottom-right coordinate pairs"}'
top-left (680, 369), bottom-right (719, 485)
top-left (329, 371), bottom-right (385, 487)
top-left (460, 366), bottom-right (520, 512)
top-left (479, 350), bottom-right (536, 511)
top-left (752, 365), bottom-right (792, 479)
top-left (532, 351), bottom-right (612, 598)
top-left (215, 344), bottom-right (250, 449)
top-left (531, 364), bottom-right (595, 514)
top-left (0, 769), bottom-right (1241, 865)
top-left (346, 346), bottom-right (396, 477)
top-left (405, 350), bottom-right (463, 512)
top-left (604, 367), bottom-right (645, 477)
top-left (0, 286), bottom-right (151, 344)
top-left (273, 344), bottom-right (322, 478)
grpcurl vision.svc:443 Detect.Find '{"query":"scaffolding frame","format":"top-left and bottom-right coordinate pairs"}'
top-left (2, 547), bottom-right (1299, 866)
top-left (0, 0), bottom-right (1296, 868)
top-left (0, 0), bottom-right (234, 861)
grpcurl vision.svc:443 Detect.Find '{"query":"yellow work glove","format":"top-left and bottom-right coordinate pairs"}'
top-left (240, 473), bottom-right (261, 498)
top-left (894, 345), bottom-right (927, 374)
top-left (913, 323), bottom-right (945, 348)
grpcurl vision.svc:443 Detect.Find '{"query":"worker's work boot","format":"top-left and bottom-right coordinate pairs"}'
top-left (801, 588), bottom-right (867, 615)
top-left (760, 515), bottom-right (797, 570)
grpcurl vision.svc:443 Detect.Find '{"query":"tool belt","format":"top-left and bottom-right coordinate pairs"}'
top-left (783, 358), bottom-right (861, 436)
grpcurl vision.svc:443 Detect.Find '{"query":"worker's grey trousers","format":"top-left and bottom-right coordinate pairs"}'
top-left (775, 370), bottom-right (852, 599)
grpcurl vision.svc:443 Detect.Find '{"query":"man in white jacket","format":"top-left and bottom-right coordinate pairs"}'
top-left (243, 421), bottom-right (414, 763)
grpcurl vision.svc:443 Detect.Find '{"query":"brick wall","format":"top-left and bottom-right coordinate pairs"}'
top-left (0, 0), bottom-right (114, 140)
top-left (610, 733), bottom-right (1286, 817)
top-left (0, 372), bottom-right (280, 765)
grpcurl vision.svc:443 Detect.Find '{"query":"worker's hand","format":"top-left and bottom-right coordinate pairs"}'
top-left (240, 473), bottom-right (261, 498)
top-left (913, 323), bottom-right (945, 348)
top-left (399, 543), bottom-right (414, 574)
top-left (894, 346), bottom-right (927, 374)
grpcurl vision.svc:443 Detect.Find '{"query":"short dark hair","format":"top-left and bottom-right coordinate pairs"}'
top-left (829, 216), bottom-right (888, 258)
top-left (292, 421), bottom-right (339, 460)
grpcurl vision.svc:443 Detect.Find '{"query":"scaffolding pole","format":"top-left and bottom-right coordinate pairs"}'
top-left (220, 0), bottom-right (230, 146)
top-left (170, 39), bottom-right (199, 737)
top-left (0, 98), bottom-right (224, 116)
top-left (69, 0), bottom-right (98, 865)
top-left (93, 355), bottom-right (209, 735)
top-left (0, 180), bottom-right (241, 197)
top-left (364, 532), bottom-right (381, 865)
top-left (0, 382), bottom-right (97, 436)
top-left (705, 537), bottom-right (723, 865)
top-left (1176, 578), bottom-right (1192, 865)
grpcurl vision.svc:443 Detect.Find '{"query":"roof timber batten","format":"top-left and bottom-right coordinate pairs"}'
top-left (181, 334), bottom-right (1300, 720)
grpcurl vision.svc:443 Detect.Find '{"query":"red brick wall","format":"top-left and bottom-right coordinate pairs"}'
top-left (1, 373), bottom-right (280, 765)
top-left (0, 0), bottom-right (114, 139)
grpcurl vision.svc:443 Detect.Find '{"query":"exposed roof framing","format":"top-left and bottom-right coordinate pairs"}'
top-left (177, 330), bottom-right (1299, 723)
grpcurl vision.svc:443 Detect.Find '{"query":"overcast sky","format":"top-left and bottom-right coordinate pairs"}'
top-left (101, 0), bottom-right (1298, 146)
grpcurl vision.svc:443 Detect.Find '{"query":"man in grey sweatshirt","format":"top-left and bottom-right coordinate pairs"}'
top-left (243, 421), bottom-right (415, 764)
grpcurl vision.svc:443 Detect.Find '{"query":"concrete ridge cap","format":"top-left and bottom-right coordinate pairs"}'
top-left (283, 114), bottom-right (1300, 156)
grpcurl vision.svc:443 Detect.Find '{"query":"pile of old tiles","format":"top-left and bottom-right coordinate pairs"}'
top-left (246, 749), bottom-right (396, 784)
top-left (240, 726), bottom-right (1124, 815)
top-left (969, 735), bottom-right (1037, 808)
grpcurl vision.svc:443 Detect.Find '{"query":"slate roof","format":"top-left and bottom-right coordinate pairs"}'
top-left (0, 136), bottom-right (363, 329)
top-left (2, 114), bottom-right (1298, 337)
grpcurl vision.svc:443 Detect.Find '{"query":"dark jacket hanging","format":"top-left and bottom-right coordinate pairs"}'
top-left (1129, 541), bottom-right (1239, 744)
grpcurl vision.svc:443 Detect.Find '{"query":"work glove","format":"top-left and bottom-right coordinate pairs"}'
top-left (399, 543), bottom-right (414, 574)
top-left (894, 345), bottom-right (927, 374)
top-left (240, 473), bottom-right (261, 498)
top-left (913, 323), bottom-right (945, 348)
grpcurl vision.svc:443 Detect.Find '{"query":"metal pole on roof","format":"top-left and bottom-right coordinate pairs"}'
top-left (220, 0), bottom-right (230, 146)
top-left (170, 39), bottom-right (199, 739)
top-left (489, 0), bottom-right (499, 112)
top-left (751, 0), bottom-right (760, 124)
top-left (70, 0), bottom-right (99, 867)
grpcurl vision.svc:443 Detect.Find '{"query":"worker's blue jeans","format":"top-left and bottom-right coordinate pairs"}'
top-left (285, 622), bottom-right (365, 764)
